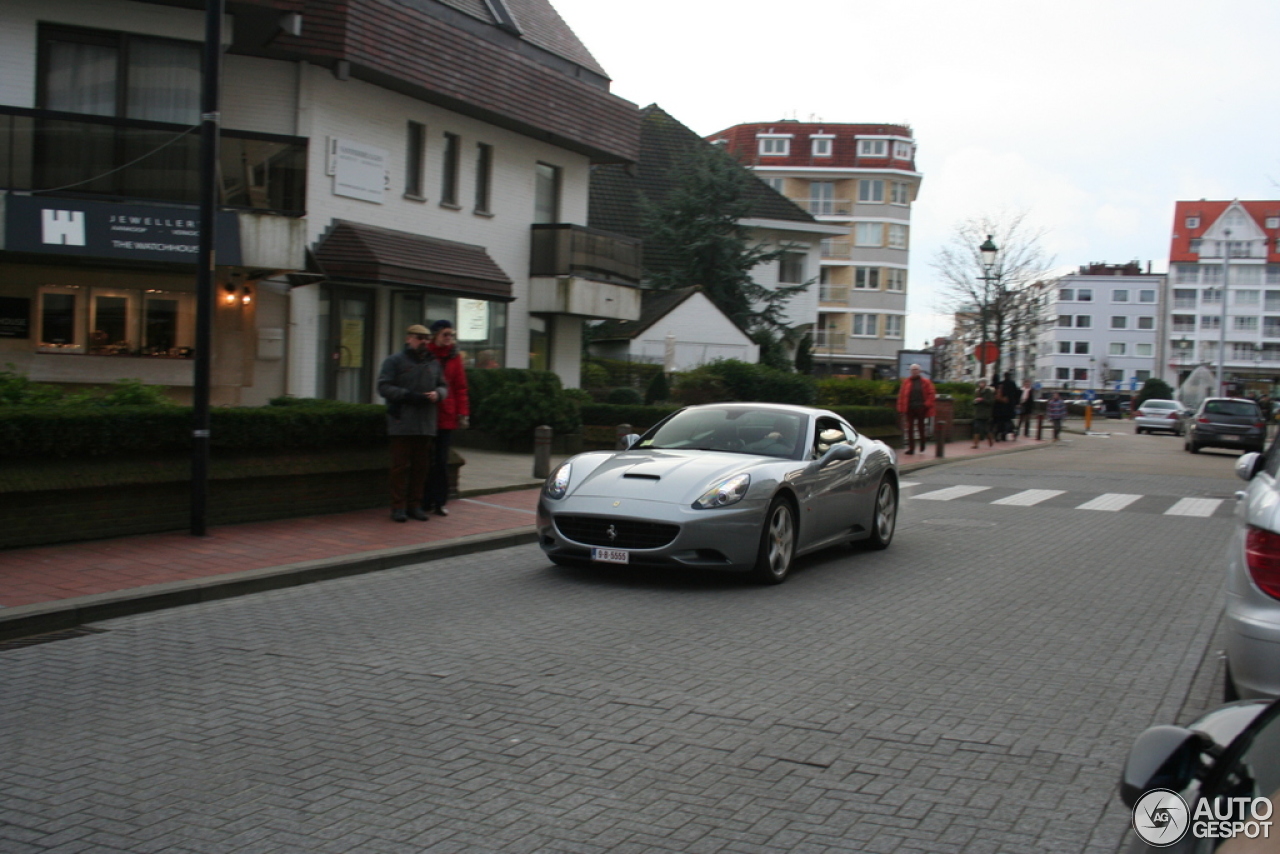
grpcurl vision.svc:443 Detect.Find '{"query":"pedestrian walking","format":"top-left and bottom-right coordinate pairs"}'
top-left (971, 378), bottom-right (996, 448)
top-left (1046, 391), bottom-right (1067, 442)
top-left (896, 363), bottom-right (937, 456)
top-left (995, 371), bottom-right (1019, 441)
top-left (377, 324), bottom-right (447, 523)
top-left (1016, 378), bottom-right (1037, 437)
top-left (421, 319), bottom-right (470, 517)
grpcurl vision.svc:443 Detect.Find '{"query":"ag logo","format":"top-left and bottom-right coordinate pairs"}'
top-left (1132, 789), bottom-right (1190, 846)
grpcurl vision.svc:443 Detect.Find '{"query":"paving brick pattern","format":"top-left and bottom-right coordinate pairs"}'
top-left (0, 459), bottom-right (1231, 853)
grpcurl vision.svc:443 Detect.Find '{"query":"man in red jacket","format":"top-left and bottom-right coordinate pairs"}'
top-left (422, 319), bottom-right (471, 516)
top-left (896, 363), bottom-right (937, 455)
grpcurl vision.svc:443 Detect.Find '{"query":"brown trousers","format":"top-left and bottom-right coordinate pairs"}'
top-left (389, 435), bottom-right (434, 510)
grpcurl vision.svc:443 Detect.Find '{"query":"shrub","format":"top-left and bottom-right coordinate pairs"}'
top-left (815, 377), bottom-right (894, 407)
top-left (674, 359), bottom-right (816, 406)
top-left (579, 361), bottom-right (610, 390)
top-left (644, 370), bottom-right (670, 405)
top-left (1137, 377), bottom-right (1175, 405)
top-left (606, 386), bottom-right (643, 405)
top-left (468, 368), bottom-right (581, 438)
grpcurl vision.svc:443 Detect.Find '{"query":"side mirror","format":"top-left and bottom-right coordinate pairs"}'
top-left (819, 443), bottom-right (856, 466)
top-left (1119, 725), bottom-right (1211, 808)
top-left (621, 433), bottom-right (641, 450)
top-left (1236, 452), bottom-right (1265, 482)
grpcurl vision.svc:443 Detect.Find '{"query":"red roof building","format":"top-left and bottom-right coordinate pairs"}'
top-left (707, 121), bottom-right (921, 378)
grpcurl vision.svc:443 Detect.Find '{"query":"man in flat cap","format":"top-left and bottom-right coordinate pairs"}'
top-left (377, 324), bottom-right (448, 522)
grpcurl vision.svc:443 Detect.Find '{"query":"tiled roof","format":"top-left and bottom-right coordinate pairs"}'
top-left (314, 219), bottom-right (514, 300)
top-left (589, 105), bottom-right (816, 278)
top-left (706, 121), bottom-right (917, 171)
top-left (241, 0), bottom-right (638, 164)
top-left (591, 287), bottom-right (739, 341)
top-left (1169, 200), bottom-right (1280, 263)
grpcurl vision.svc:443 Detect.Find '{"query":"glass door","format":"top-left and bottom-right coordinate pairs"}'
top-left (320, 286), bottom-right (375, 402)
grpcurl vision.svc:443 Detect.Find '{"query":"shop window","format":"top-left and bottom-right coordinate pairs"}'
top-left (90, 292), bottom-right (134, 354)
top-left (38, 285), bottom-right (84, 352)
top-left (36, 283), bottom-right (194, 356)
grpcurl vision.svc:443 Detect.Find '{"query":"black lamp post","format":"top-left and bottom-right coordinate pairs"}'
top-left (977, 235), bottom-right (999, 378)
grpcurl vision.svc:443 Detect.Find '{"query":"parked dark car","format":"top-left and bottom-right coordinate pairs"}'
top-left (1118, 695), bottom-right (1280, 851)
top-left (1185, 398), bottom-right (1267, 454)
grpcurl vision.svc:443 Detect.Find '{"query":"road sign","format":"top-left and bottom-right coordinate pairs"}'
top-left (974, 342), bottom-right (999, 364)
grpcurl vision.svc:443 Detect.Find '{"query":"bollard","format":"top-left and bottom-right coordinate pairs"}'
top-left (615, 423), bottom-right (633, 451)
top-left (933, 395), bottom-right (954, 458)
top-left (533, 425), bottom-right (552, 479)
top-left (934, 418), bottom-right (946, 458)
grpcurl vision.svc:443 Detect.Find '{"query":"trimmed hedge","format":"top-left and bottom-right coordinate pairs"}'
top-left (0, 402), bottom-right (386, 459)
top-left (579, 402), bottom-right (898, 433)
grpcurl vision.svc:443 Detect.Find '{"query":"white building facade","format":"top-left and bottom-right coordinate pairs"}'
top-left (1036, 264), bottom-right (1165, 393)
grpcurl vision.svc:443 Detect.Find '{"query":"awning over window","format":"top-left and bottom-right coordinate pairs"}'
top-left (313, 220), bottom-right (514, 301)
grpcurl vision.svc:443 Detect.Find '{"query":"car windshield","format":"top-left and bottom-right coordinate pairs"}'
top-left (638, 407), bottom-right (807, 459)
top-left (1143, 401), bottom-right (1178, 410)
top-left (1205, 401), bottom-right (1261, 417)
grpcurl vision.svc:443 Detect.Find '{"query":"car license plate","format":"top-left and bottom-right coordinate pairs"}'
top-left (1222, 434), bottom-right (1240, 441)
top-left (592, 548), bottom-right (629, 564)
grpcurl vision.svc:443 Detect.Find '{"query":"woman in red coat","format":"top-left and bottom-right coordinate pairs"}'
top-left (895, 363), bottom-right (936, 455)
top-left (422, 319), bottom-right (470, 515)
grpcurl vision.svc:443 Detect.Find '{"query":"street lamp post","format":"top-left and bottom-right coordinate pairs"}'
top-left (978, 235), bottom-right (998, 379)
top-left (1217, 228), bottom-right (1232, 396)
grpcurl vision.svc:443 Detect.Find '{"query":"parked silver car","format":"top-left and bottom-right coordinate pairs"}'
top-left (1134, 399), bottom-right (1187, 435)
top-left (536, 403), bottom-right (899, 584)
top-left (1185, 398), bottom-right (1267, 454)
top-left (1225, 445), bottom-right (1280, 700)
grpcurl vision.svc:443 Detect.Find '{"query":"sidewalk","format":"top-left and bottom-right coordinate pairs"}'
top-left (0, 435), bottom-right (1052, 641)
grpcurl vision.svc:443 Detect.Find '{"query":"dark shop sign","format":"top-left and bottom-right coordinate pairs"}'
top-left (5, 195), bottom-right (241, 265)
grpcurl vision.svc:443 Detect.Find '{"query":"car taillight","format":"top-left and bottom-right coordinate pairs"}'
top-left (1245, 526), bottom-right (1280, 600)
top-left (1198, 417), bottom-right (1210, 424)
top-left (1168, 413), bottom-right (1179, 420)
top-left (1255, 422), bottom-right (1266, 429)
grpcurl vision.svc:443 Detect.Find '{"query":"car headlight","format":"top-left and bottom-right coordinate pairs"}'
top-left (694, 473), bottom-right (751, 509)
top-left (545, 462), bottom-right (572, 500)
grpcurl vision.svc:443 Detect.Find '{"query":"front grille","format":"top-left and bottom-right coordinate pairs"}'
top-left (554, 515), bottom-right (680, 549)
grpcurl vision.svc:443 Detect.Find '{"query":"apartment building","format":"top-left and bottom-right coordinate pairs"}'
top-left (1166, 200), bottom-right (1280, 396)
top-left (0, 0), bottom-right (641, 404)
top-left (706, 121), bottom-right (921, 378)
top-left (1035, 263), bottom-right (1165, 392)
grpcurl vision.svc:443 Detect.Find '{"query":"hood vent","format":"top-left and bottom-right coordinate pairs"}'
top-left (622, 472), bottom-right (661, 481)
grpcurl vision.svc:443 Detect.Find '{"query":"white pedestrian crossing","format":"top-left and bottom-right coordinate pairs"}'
top-left (1164, 497), bottom-right (1225, 517)
top-left (991, 489), bottom-right (1066, 506)
top-left (1076, 493), bottom-right (1143, 512)
top-left (910, 485), bottom-right (991, 501)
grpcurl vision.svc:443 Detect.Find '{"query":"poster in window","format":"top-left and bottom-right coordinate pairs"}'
top-left (0, 297), bottom-right (30, 339)
top-left (457, 299), bottom-right (489, 342)
top-left (339, 318), bottom-right (364, 368)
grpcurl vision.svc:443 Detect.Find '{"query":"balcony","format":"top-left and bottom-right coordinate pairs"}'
top-left (819, 285), bottom-right (849, 303)
top-left (799, 198), bottom-right (853, 217)
top-left (820, 239), bottom-right (852, 260)
top-left (0, 106), bottom-right (307, 214)
top-left (529, 223), bottom-right (641, 285)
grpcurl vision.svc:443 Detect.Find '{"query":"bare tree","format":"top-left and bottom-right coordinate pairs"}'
top-left (932, 211), bottom-right (1056, 380)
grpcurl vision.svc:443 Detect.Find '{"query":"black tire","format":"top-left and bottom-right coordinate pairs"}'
top-left (751, 496), bottom-right (795, 585)
top-left (1186, 438), bottom-right (1200, 454)
top-left (1136, 427), bottom-right (1145, 435)
top-left (866, 476), bottom-right (898, 550)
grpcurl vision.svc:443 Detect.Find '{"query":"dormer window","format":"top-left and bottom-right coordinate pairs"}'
top-left (1268, 217), bottom-right (1280, 229)
top-left (857, 139), bottom-right (887, 157)
top-left (1185, 216), bottom-right (1200, 229)
top-left (758, 136), bottom-right (790, 156)
top-left (892, 141), bottom-right (913, 160)
top-left (811, 136), bottom-right (833, 156)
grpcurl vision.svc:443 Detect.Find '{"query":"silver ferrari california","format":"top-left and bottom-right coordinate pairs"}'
top-left (536, 403), bottom-right (899, 584)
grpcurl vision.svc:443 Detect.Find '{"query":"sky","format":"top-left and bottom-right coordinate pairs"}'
top-left (546, 0), bottom-right (1280, 346)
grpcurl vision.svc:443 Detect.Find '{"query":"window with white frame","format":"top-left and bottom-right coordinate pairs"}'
top-left (778, 252), bottom-right (805, 284)
top-left (1201, 315), bottom-right (1221, 330)
top-left (853, 267), bottom-right (880, 289)
top-left (1267, 290), bottom-right (1280, 310)
top-left (1057, 341), bottom-right (1072, 354)
top-left (885, 269), bottom-right (906, 291)
top-left (884, 315), bottom-right (903, 338)
top-left (1073, 341), bottom-right (1090, 354)
top-left (1111, 316), bottom-right (1127, 329)
top-left (854, 222), bottom-right (884, 246)
top-left (758, 136), bottom-right (790, 156)
top-left (763, 177), bottom-right (785, 194)
top-left (1057, 315), bottom-right (1073, 328)
top-left (1108, 369), bottom-right (1124, 384)
top-left (1236, 289), bottom-right (1261, 306)
top-left (1268, 217), bottom-right (1280, 229)
top-left (851, 313), bottom-right (877, 336)
top-left (1113, 289), bottom-right (1130, 302)
top-left (1059, 288), bottom-right (1074, 301)
top-left (890, 182), bottom-right (910, 205)
top-left (1190, 238), bottom-right (1203, 254)
top-left (1235, 316), bottom-right (1259, 332)
top-left (809, 181), bottom-right (835, 215)
top-left (1137, 316), bottom-right (1155, 330)
top-left (1109, 342), bottom-right (1126, 356)
top-left (1139, 289), bottom-right (1156, 303)
top-left (858, 180), bottom-right (885, 202)
top-left (1136, 343), bottom-right (1153, 356)
top-left (1172, 314), bottom-right (1196, 332)
top-left (1077, 289), bottom-right (1093, 301)
top-left (1173, 288), bottom-right (1197, 308)
top-left (1204, 266), bottom-right (1222, 284)
top-left (857, 139), bottom-right (887, 156)
top-left (811, 136), bottom-right (832, 156)
top-left (1186, 216), bottom-right (1200, 228)
top-left (887, 224), bottom-right (908, 249)
top-left (1073, 368), bottom-right (1089, 381)
top-left (1176, 264), bottom-right (1200, 283)
top-left (892, 141), bottom-right (913, 160)
top-left (1203, 287), bottom-right (1222, 303)
top-left (1056, 367), bottom-right (1070, 381)
top-left (1075, 316), bottom-right (1091, 328)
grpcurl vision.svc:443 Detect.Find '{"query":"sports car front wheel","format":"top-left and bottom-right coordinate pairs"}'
top-left (866, 477), bottom-right (897, 550)
top-left (752, 497), bottom-right (795, 585)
